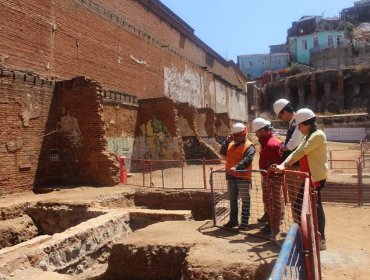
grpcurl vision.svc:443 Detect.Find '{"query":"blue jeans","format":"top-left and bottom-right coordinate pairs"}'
top-left (227, 177), bottom-right (251, 225)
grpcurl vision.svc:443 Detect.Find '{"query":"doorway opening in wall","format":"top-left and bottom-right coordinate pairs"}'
top-left (291, 87), bottom-right (299, 109)
top-left (304, 85), bottom-right (311, 105)
top-left (317, 83), bottom-right (325, 112)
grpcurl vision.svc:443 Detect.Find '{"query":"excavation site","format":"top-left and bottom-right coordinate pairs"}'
top-left (0, 186), bottom-right (278, 280)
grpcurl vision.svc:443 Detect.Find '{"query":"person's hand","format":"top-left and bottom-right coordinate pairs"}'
top-left (271, 163), bottom-right (285, 172)
top-left (226, 134), bottom-right (234, 142)
top-left (280, 145), bottom-right (288, 152)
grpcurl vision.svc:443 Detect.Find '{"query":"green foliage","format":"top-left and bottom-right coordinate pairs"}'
top-left (286, 64), bottom-right (301, 76)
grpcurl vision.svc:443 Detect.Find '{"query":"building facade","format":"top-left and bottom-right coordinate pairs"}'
top-left (289, 30), bottom-right (348, 65)
top-left (237, 53), bottom-right (289, 80)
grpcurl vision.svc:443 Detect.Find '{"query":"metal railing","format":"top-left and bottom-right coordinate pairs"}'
top-left (269, 223), bottom-right (306, 280)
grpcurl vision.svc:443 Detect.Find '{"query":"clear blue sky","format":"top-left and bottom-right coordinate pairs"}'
top-left (159, 0), bottom-right (355, 62)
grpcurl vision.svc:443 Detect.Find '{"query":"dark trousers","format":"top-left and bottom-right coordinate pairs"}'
top-left (227, 177), bottom-right (251, 226)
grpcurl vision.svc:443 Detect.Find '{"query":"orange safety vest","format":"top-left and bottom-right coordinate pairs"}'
top-left (226, 140), bottom-right (253, 179)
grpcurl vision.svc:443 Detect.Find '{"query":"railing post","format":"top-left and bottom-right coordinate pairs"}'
top-left (309, 182), bottom-right (322, 280)
top-left (150, 160), bottom-right (153, 187)
top-left (161, 167), bottom-right (164, 189)
top-left (209, 168), bottom-right (216, 226)
top-left (329, 150), bottom-right (333, 170)
top-left (358, 160), bottom-right (363, 206)
top-left (202, 158), bottom-right (207, 189)
top-left (181, 161), bottom-right (184, 189)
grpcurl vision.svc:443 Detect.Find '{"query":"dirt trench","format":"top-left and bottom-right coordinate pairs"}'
top-left (0, 187), bottom-right (278, 280)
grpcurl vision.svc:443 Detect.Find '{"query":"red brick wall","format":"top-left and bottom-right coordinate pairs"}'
top-left (0, 69), bottom-right (55, 193)
top-left (0, 70), bottom-right (118, 193)
top-left (35, 77), bottom-right (118, 187)
top-left (0, 0), bottom-right (245, 99)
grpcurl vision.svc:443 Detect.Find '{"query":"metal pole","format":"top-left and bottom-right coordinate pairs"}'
top-left (203, 158), bottom-right (207, 189)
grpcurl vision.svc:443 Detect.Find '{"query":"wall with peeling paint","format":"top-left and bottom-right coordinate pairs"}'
top-left (164, 65), bottom-right (248, 122)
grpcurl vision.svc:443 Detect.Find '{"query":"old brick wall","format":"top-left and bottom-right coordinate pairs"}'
top-left (0, 69), bottom-right (55, 193)
top-left (34, 77), bottom-right (119, 187)
top-left (0, 0), bottom-right (248, 120)
top-left (134, 97), bottom-right (221, 160)
top-left (103, 92), bottom-right (139, 159)
top-left (134, 97), bottom-right (182, 160)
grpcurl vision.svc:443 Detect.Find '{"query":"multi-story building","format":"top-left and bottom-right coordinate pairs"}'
top-left (342, 0), bottom-right (370, 22)
top-left (288, 16), bottom-right (350, 65)
top-left (238, 50), bottom-right (289, 80)
top-left (289, 30), bottom-right (348, 65)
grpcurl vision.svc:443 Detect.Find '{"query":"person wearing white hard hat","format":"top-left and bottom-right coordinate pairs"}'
top-left (251, 118), bottom-right (283, 236)
top-left (273, 99), bottom-right (306, 225)
top-left (273, 99), bottom-right (303, 161)
top-left (273, 108), bottom-right (328, 250)
top-left (220, 122), bottom-right (256, 230)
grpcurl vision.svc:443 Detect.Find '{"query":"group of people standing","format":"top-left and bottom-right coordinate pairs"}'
top-left (220, 99), bottom-right (328, 250)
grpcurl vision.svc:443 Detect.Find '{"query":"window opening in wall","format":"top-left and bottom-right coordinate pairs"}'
top-left (337, 35), bottom-right (342, 47)
top-left (302, 39), bottom-right (307, 50)
top-left (247, 61), bottom-right (253, 68)
top-left (50, 149), bottom-right (60, 162)
top-left (313, 37), bottom-right (319, 48)
top-left (262, 60), bottom-right (267, 66)
top-left (277, 58), bottom-right (283, 66)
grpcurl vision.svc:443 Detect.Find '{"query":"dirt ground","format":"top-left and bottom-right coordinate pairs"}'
top-left (0, 141), bottom-right (369, 279)
top-left (321, 203), bottom-right (370, 280)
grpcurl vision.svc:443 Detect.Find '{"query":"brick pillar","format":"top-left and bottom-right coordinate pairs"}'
top-left (310, 73), bottom-right (317, 110)
top-left (337, 70), bottom-right (344, 109)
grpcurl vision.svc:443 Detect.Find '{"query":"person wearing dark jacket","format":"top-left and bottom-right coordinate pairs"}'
top-left (252, 118), bottom-right (283, 236)
top-left (220, 123), bottom-right (255, 230)
top-left (273, 99), bottom-right (306, 224)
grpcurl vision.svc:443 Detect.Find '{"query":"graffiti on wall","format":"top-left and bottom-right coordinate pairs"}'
top-left (139, 116), bottom-right (180, 160)
top-left (107, 136), bottom-right (134, 158)
top-left (164, 65), bottom-right (204, 108)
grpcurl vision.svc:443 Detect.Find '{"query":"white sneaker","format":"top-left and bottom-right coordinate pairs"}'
top-left (320, 239), bottom-right (327, 251)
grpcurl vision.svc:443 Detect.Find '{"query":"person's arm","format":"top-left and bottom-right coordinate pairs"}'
top-left (234, 145), bottom-right (256, 170)
top-left (220, 135), bottom-right (233, 156)
top-left (275, 132), bottom-right (324, 170)
top-left (284, 127), bottom-right (303, 151)
top-left (287, 132), bottom-right (324, 164)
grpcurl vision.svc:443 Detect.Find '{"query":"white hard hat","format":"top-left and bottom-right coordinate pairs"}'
top-left (251, 118), bottom-right (270, 133)
top-left (295, 108), bottom-right (316, 125)
top-left (273, 98), bottom-right (290, 116)
top-left (231, 123), bottom-right (246, 134)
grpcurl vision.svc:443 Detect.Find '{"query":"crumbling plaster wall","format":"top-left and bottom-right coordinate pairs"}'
top-left (164, 65), bottom-right (248, 123)
top-left (103, 98), bottom-right (138, 160)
